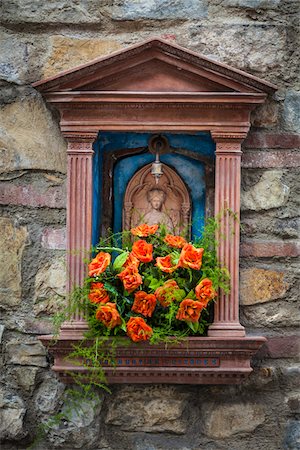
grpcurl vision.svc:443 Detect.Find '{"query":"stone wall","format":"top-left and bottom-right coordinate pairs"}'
top-left (0, 1), bottom-right (299, 449)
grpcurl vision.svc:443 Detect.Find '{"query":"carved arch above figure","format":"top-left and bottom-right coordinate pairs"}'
top-left (123, 163), bottom-right (191, 236)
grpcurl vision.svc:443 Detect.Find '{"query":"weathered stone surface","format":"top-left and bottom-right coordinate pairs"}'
top-left (241, 217), bottom-right (300, 239)
top-left (110, 0), bottom-right (208, 20)
top-left (0, 218), bottom-right (27, 309)
top-left (240, 268), bottom-right (288, 305)
top-left (222, 0), bottom-right (281, 8)
top-left (1, 0), bottom-right (106, 24)
top-left (105, 387), bottom-right (188, 434)
top-left (34, 377), bottom-right (65, 414)
top-left (41, 228), bottom-right (66, 250)
top-left (240, 240), bottom-right (300, 258)
top-left (0, 324), bottom-right (4, 343)
top-left (6, 339), bottom-right (47, 367)
top-left (0, 182), bottom-right (66, 208)
top-left (0, 388), bottom-right (26, 440)
top-left (2, 315), bottom-right (54, 335)
top-left (256, 336), bottom-right (300, 359)
top-left (241, 302), bottom-right (300, 328)
top-left (283, 91), bottom-right (300, 133)
top-left (201, 402), bottom-right (265, 438)
top-left (43, 36), bottom-right (122, 78)
top-left (241, 150), bottom-right (300, 169)
top-left (189, 25), bottom-right (287, 79)
top-left (0, 29), bottom-right (48, 84)
top-left (241, 170), bottom-right (290, 211)
top-left (0, 96), bottom-right (66, 174)
top-left (251, 99), bottom-right (279, 128)
top-left (284, 420), bottom-right (300, 450)
top-left (34, 257), bottom-right (66, 316)
top-left (244, 132), bottom-right (300, 149)
top-left (11, 366), bottom-right (39, 392)
top-left (286, 394), bottom-right (300, 414)
top-left (47, 394), bottom-right (103, 449)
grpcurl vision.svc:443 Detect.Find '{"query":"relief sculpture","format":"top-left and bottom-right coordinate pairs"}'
top-left (123, 163), bottom-right (191, 236)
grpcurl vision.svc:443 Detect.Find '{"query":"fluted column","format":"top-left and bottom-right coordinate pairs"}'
top-left (61, 137), bottom-right (95, 334)
top-left (208, 137), bottom-right (245, 337)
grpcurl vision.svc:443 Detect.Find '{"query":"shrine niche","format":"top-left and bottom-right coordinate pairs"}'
top-left (123, 163), bottom-right (191, 236)
top-left (33, 37), bottom-right (277, 384)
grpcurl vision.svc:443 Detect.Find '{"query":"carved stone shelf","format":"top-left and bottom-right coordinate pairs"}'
top-left (39, 334), bottom-right (266, 384)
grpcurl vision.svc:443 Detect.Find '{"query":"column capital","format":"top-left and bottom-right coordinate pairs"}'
top-left (211, 131), bottom-right (248, 145)
top-left (66, 137), bottom-right (96, 155)
top-left (63, 132), bottom-right (98, 154)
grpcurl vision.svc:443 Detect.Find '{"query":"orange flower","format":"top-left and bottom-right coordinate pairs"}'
top-left (131, 239), bottom-right (153, 263)
top-left (131, 291), bottom-right (157, 317)
top-left (156, 255), bottom-right (178, 273)
top-left (131, 224), bottom-right (159, 237)
top-left (155, 279), bottom-right (180, 307)
top-left (95, 302), bottom-right (121, 328)
top-left (126, 317), bottom-right (153, 342)
top-left (178, 244), bottom-right (204, 271)
top-left (176, 299), bottom-right (204, 323)
top-left (195, 278), bottom-right (217, 307)
top-left (123, 252), bottom-right (140, 269)
top-left (88, 252), bottom-right (111, 277)
top-left (88, 282), bottom-right (110, 304)
top-left (118, 265), bottom-right (142, 293)
top-left (164, 234), bottom-right (187, 249)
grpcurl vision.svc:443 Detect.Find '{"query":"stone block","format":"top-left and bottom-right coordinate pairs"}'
top-left (0, 96), bottom-right (66, 174)
top-left (6, 339), bottom-right (47, 367)
top-left (201, 402), bottom-right (265, 438)
top-left (189, 25), bottom-right (286, 77)
top-left (43, 36), bottom-right (122, 78)
top-left (283, 91), bottom-right (300, 133)
top-left (110, 0), bottom-right (208, 20)
top-left (34, 256), bottom-right (67, 316)
top-left (244, 132), bottom-right (300, 149)
top-left (251, 99), bottom-right (279, 128)
top-left (0, 28), bottom-right (49, 84)
top-left (0, 182), bottom-right (66, 208)
top-left (286, 394), bottom-right (300, 414)
top-left (41, 228), bottom-right (66, 250)
top-left (1, 0), bottom-right (106, 24)
top-left (241, 302), bottom-right (300, 328)
top-left (0, 218), bottom-right (27, 309)
top-left (105, 387), bottom-right (188, 434)
top-left (241, 217), bottom-right (300, 239)
top-left (240, 240), bottom-right (300, 258)
top-left (10, 366), bottom-right (39, 392)
top-left (257, 336), bottom-right (300, 359)
top-left (0, 324), bottom-right (4, 343)
top-left (0, 388), bottom-right (26, 440)
top-left (284, 420), bottom-right (300, 450)
top-left (240, 268), bottom-right (288, 305)
top-left (47, 393), bottom-right (103, 449)
top-left (241, 150), bottom-right (300, 169)
top-left (241, 170), bottom-right (290, 211)
top-left (34, 378), bottom-right (65, 414)
top-left (222, 0), bottom-right (281, 7)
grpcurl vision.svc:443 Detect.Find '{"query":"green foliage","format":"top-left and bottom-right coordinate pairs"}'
top-left (30, 217), bottom-right (234, 448)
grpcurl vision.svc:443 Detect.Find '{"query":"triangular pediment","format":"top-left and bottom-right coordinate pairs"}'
top-left (33, 38), bottom-right (276, 94)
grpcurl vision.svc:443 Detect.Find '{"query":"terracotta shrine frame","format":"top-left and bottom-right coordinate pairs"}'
top-left (33, 38), bottom-right (277, 384)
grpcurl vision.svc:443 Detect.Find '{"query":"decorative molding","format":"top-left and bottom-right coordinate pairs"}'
top-left (39, 335), bottom-right (266, 385)
top-left (33, 38), bottom-right (276, 94)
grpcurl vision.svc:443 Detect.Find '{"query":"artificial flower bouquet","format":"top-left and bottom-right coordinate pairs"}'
top-left (83, 222), bottom-right (229, 344)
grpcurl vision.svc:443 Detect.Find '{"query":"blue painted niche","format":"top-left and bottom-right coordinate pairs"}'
top-left (92, 132), bottom-right (215, 246)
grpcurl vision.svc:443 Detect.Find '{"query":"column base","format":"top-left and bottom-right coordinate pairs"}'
top-left (59, 320), bottom-right (89, 339)
top-left (208, 322), bottom-right (245, 337)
